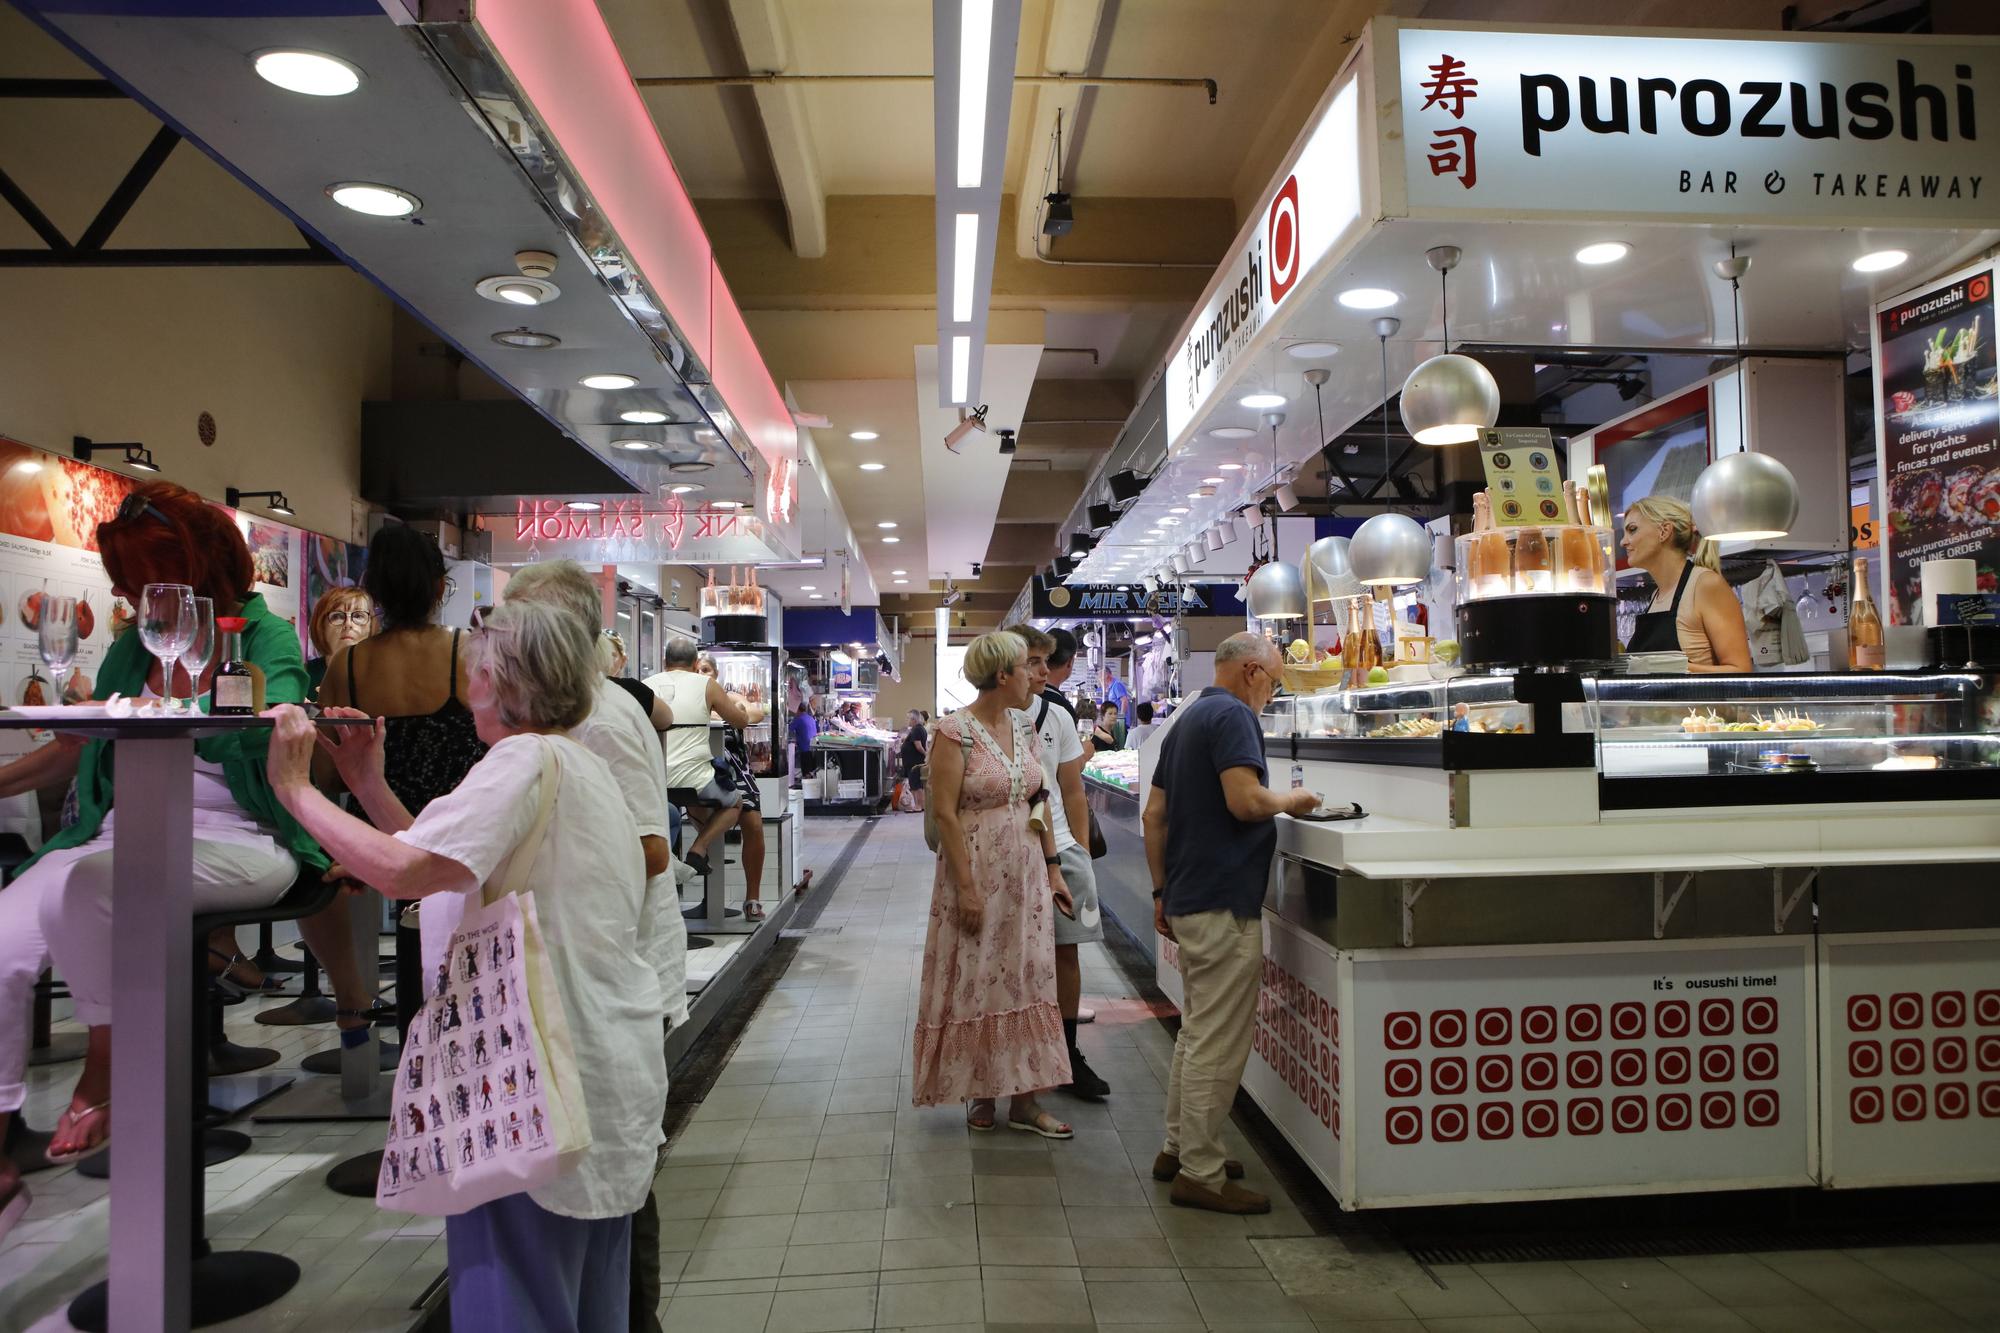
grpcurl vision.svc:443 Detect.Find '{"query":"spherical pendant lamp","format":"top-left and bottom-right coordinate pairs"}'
top-left (1245, 560), bottom-right (1308, 620)
top-left (1691, 451), bottom-right (1800, 541)
top-left (1397, 246), bottom-right (1498, 446)
top-left (1349, 513), bottom-right (1432, 587)
top-left (1303, 535), bottom-right (1359, 603)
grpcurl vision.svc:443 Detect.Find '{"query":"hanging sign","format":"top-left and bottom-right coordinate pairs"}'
top-left (1033, 581), bottom-right (1241, 619)
top-left (1477, 427), bottom-right (1564, 525)
top-left (1163, 71), bottom-right (1364, 446)
top-left (1870, 261), bottom-right (1998, 625)
top-left (489, 499), bottom-right (783, 567)
top-left (1396, 23), bottom-right (1998, 223)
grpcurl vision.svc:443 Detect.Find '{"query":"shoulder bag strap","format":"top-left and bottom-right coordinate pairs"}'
top-left (482, 737), bottom-right (562, 907)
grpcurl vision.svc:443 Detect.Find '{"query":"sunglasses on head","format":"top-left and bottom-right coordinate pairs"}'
top-left (116, 492), bottom-right (175, 528)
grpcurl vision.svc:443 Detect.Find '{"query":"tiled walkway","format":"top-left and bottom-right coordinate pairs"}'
top-left (4, 812), bottom-right (1999, 1330)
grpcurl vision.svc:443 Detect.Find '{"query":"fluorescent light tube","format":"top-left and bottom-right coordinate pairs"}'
top-left (952, 212), bottom-right (979, 322)
top-left (950, 335), bottom-right (972, 403)
top-left (957, 0), bottom-right (992, 188)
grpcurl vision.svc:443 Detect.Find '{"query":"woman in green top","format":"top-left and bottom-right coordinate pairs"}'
top-left (0, 483), bottom-right (351, 1188)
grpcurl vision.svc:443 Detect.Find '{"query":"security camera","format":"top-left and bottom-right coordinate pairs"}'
top-left (944, 404), bottom-right (990, 453)
top-left (970, 562), bottom-right (983, 579)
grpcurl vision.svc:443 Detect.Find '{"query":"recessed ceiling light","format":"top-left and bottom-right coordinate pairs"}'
top-left (809, 593), bottom-right (825, 599)
top-left (1337, 287), bottom-right (1398, 310)
top-left (711, 499), bottom-right (741, 509)
top-left (1853, 249), bottom-right (1909, 273)
top-left (621, 409), bottom-right (667, 424)
top-left (1218, 462), bottom-right (1244, 471)
top-left (891, 569), bottom-right (908, 575)
top-left (668, 483), bottom-right (702, 493)
top-left (858, 462), bottom-right (886, 472)
top-left (800, 585), bottom-right (816, 591)
top-left (894, 578), bottom-right (908, 584)
top-left (1188, 491), bottom-right (1206, 500)
top-left (490, 328), bottom-right (560, 349)
top-left (253, 49), bottom-right (362, 97)
top-left (1202, 476), bottom-right (1225, 485)
top-left (326, 182), bottom-right (420, 217)
top-left (849, 430), bottom-right (879, 441)
top-left (1239, 392), bottom-right (1287, 409)
top-left (1575, 241), bottom-right (1630, 265)
top-left (882, 536), bottom-right (900, 543)
top-left (1169, 506), bottom-right (1189, 514)
top-left (581, 373), bottom-right (638, 390)
top-left (1160, 517), bottom-right (1180, 526)
top-left (877, 521), bottom-right (898, 529)
top-left (1285, 341), bottom-right (1340, 359)
top-left (613, 439), bottom-right (653, 451)
top-left (565, 500), bottom-right (601, 511)
top-left (476, 275), bottom-right (560, 306)
top-left (1207, 426), bottom-right (1256, 440)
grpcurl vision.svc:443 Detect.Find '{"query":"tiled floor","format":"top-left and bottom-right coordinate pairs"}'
top-left (5, 813), bottom-right (2000, 1331)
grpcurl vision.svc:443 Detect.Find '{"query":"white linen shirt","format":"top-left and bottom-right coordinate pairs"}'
top-left (574, 678), bottom-right (689, 1027)
top-left (1018, 691), bottom-right (1084, 854)
top-left (396, 732), bottom-right (666, 1219)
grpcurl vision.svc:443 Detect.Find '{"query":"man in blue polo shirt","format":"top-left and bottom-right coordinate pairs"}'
top-left (1143, 632), bottom-right (1319, 1214)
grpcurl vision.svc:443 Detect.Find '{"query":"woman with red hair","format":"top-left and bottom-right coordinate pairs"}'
top-left (0, 482), bottom-right (352, 1220)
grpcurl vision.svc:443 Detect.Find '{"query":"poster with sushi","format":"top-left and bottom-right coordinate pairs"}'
top-left (1872, 262), bottom-right (1998, 625)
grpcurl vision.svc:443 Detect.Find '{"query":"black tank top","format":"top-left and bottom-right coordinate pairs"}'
top-left (346, 629), bottom-right (488, 814)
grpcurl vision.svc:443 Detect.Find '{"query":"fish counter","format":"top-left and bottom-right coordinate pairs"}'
top-left (1201, 670), bottom-right (2000, 1209)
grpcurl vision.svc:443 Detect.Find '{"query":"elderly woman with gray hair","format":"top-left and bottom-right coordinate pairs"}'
top-left (265, 598), bottom-right (666, 1332)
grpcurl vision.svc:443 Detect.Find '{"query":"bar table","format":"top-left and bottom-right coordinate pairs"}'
top-left (0, 709), bottom-right (365, 1333)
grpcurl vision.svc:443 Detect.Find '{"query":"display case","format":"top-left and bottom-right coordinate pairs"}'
top-left (1263, 672), bottom-right (1592, 768)
top-left (1452, 525), bottom-right (1619, 667)
top-left (1588, 670), bottom-right (2000, 808)
top-left (705, 643), bottom-right (786, 777)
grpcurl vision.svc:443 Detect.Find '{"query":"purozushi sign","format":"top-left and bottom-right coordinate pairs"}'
top-left (1394, 23), bottom-right (1997, 223)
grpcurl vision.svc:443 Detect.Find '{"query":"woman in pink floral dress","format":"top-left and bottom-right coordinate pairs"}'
top-left (913, 631), bottom-right (1076, 1136)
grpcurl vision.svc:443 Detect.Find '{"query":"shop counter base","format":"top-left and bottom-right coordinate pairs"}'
top-left (806, 797), bottom-right (889, 816)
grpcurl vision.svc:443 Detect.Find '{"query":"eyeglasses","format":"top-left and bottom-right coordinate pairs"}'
top-left (116, 492), bottom-right (174, 528)
top-left (324, 609), bottom-right (376, 627)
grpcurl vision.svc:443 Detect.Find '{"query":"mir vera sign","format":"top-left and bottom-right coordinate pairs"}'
top-left (1397, 25), bottom-right (1995, 222)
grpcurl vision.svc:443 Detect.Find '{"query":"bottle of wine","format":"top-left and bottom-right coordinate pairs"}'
top-left (1849, 557), bottom-right (1884, 670)
top-left (209, 616), bottom-right (263, 714)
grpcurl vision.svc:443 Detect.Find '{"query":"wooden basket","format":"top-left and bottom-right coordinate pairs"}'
top-left (1281, 661), bottom-right (1348, 695)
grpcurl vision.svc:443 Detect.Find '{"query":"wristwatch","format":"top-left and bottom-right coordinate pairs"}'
top-left (1045, 855), bottom-right (1061, 866)
top-left (1151, 887), bottom-right (1165, 900)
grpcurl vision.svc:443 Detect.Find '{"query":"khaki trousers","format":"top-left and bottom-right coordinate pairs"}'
top-left (1162, 909), bottom-right (1262, 1190)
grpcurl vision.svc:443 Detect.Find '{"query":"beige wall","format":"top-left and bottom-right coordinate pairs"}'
top-left (0, 266), bottom-right (392, 540)
top-left (876, 633), bottom-right (938, 723)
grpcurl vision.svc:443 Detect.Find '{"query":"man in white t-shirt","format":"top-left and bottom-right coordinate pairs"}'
top-left (1007, 624), bottom-right (1110, 1100)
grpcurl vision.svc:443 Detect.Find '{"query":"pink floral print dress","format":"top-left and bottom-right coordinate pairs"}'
top-left (911, 708), bottom-right (1070, 1105)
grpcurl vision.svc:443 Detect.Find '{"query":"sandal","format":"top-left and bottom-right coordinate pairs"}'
top-left (208, 949), bottom-right (288, 999)
top-left (742, 900), bottom-right (766, 922)
top-left (1006, 1109), bottom-right (1073, 1140)
top-left (46, 1100), bottom-right (110, 1165)
top-left (966, 1100), bottom-right (998, 1132)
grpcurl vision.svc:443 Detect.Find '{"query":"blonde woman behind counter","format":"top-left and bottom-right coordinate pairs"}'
top-left (1620, 496), bottom-right (1753, 674)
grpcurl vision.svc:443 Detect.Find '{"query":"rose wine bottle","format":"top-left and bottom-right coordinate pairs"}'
top-left (1849, 557), bottom-right (1884, 670)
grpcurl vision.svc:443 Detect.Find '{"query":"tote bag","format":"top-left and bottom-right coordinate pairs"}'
top-left (377, 742), bottom-right (593, 1215)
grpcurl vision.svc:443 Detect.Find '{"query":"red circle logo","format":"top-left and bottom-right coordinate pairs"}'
top-left (1851, 1086), bottom-right (1884, 1123)
top-left (1656, 1001), bottom-right (1691, 1038)
top-left (1566, 1004), bottom-right (1603, 1043)
top-left (1523, 1099), bottom-right (1559, 1138)
top-left (1476, 1008), bottom-right (1513, 1046)
top-left (1431, 1057), bottom-right (1468, 1096)
top-left (1979, 1081), bottom-right (2000, 1117)
top-left (1892, 1084), bottom-right (1927, 1121)
top-left (1610, 1003), bottom-right (1647, 1041)
top-left (1850, 1041), bottom-right (1883, 1079)
top-left (1384, 1012), bottom-right (1421, 1050)
top-left (1522, 1006), bottom-right (1558, 1044)
top-left (1477, 1102), bottom-right (1514, 1140)
top-left (1267, 175), bottom-right (1301, 305)
top-left (1744, 1088), bottom-right (1780, 1128)
top-left (1700, 1045), bottom-right (1736, 1083)
top-left (1431, 1010), bottom-right (1467, 1049)
top-left (1432, 1104), bottom-right (1468, 1143)
top-left (1888, 993), bottom-right (1923, 1030)
top-left (1522, 1051), bottom-right (1558, 1091)
top-left (1890, 1039), bottom-right (1926, 1077)
top-left (1699, 999), bottom-right (1735, 1037)
top-left (1977, 1035), bottom-right (2000, 1072)
top-left (1936, 1082), bottom-right (1969, 1120)
top-left (1935, 1037), bottom-right (1968, 1074)
top-left (1847, 994), bottom-right (1881, 1032)
top-left (1656, 1046), bottom-right (1691, 1085)
top-left (1386, 1106), bottom-right (1423, 1145)
top-left (1657, 1093), bottom-right (1692, 1131)
top-left (1566, 1050), bottom-right (1603, 1089)
top-left (1744, 1043), bottom-right (1779, 1082)
top-left (1933, 992), bottom-right (1966, 1028)
top-left (1612, 1095), bottom-right (1648, 1134)
top-left (1567, 1097), bottom-right (1603, 1136)
top-left (1975, 991), bottom-right (2000, 1026)
top-left (1611, 1049), bottom-right (1648, 1087)
top-left (1700, 1091), bottom-right (1737, 1129)
top-left (1476, 1054), bottom-right (1513, 1094)
top-left (1743, 997), bottom-right (1779, 1035)
top-left (1385, 1059), bottom-right (1422, 1098)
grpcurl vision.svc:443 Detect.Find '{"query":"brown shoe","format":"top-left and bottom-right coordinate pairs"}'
top-left (1169, 1175), bottom-right (1270, 1215)
top-left (1151, 1150), bottom-right (1245, 1183)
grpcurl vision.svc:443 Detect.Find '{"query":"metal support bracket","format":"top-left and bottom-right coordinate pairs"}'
top-left (1773, 867), bottom-right (1816, 934)
top-left (1400, 878), bottom-right (1431, 948)
top-left (1653, 871), bottom-right (1695, 940)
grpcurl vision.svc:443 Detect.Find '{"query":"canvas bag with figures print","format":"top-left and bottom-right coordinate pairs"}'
top-left (377, 739), bottom-right (592, 1215)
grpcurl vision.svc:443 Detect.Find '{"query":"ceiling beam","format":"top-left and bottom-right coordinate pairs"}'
top-left (724, 0), bottom-right (828, 259)
top-left (1011, 0), bottom-right (1107, 261)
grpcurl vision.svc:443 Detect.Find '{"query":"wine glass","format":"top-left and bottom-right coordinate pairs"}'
top-left (139, 583), bottom-right (196, 710)
top-left (37, 596), bottom-right (78, 702)
top-left (180, 597), bottom-right (216, 705)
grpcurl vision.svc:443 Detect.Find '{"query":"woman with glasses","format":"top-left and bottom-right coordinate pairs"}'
top-left (307, 585), bottom-right (375, 693)
top-left (0, 482), bottom-right (343, 1194)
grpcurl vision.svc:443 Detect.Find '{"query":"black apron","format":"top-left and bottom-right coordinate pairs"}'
top-left (1627, 562), bottom-right (1695, 654)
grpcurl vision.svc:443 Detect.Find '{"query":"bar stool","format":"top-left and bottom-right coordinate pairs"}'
top-left (65, 866), bottom-right (335, 1332)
